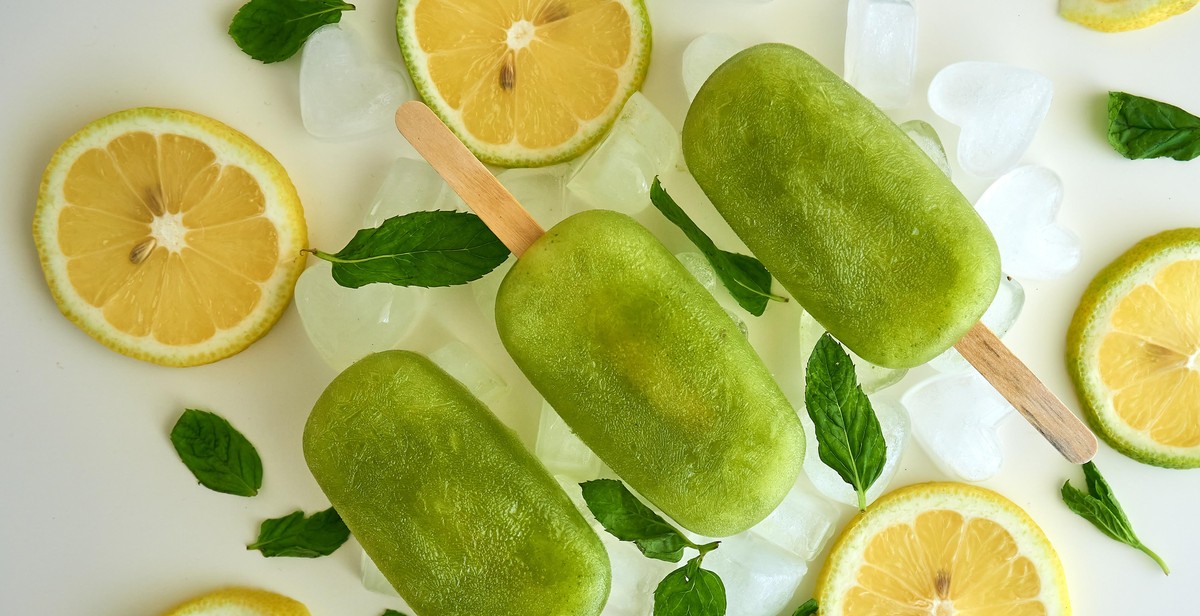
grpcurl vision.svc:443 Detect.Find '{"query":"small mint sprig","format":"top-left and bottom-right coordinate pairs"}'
top-left (247, 507), bottom-right (350, 558)
top-left (229, 0), bottom-right (356, 63)
top-left (580, 479), bottom-right (726, 616)
top-left (1061, 461), bottom-right (1169, 574)
top-left (791, 599), bottom-right (818, 616)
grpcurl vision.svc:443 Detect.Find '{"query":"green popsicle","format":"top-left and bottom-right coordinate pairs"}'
top-left (496, 210), bottom-right (805, 537)
top-left (683, 43), bottom-right (1001, 369)
top-left (303, 350), bottom-right (609, 616)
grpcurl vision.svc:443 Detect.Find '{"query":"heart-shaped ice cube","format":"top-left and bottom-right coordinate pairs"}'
top-left (929, 61), bottom-right (1052, 177)
top-left (300, 24), bottom-right (415, 140)
top-left (901, 370), bottom-right (1015, 482)
top-left (975, 165), bottom-right (1080, 280)
top-left (929, 275), bottom-right (1025, 373)
top-left (900, 119), bottom-right (952, 177)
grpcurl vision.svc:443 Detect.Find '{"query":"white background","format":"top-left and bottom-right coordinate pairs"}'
top-left (1, 0), bottom-right (1198, 614)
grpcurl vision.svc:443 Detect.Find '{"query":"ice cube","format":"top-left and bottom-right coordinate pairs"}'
top-left (929, 276), bottom-right (1025, 373)
top-left (300, 25), bottom-right (415, 140)
top-left (845, 0), bottom-right (918, 109)
top-left (536, 401), bottom-right (604, 481)
top-left (974, 165), bottom-right (1080, 280)
top-left (703, 533), bottom-right (808, 616)
top-left (801, 399), bottom-right (910, 507)
top-left (682, 33), bottom-right (745, 101)
top-left (725, 309), bottom-right (750, 338)
top-left (469, 258), bottom-right (515, 328)
top-left (900, 120), bottom-right (952, 177)
top-left (799, 311), bottom-right (907, 394)
top-left (428, 340), bottom-right (508, 409)
top-left (928, 62), bottom-right (1053, 177)
top-left (295, 261), bottom-right (428, 371)
top-left (677, 252), bottom-right (720, 293)
top-left (567, 92), bottom-right (679, 215)
top-left (361, 551), bottom-right (402, 598)
top-left (497, 165), bottom-right (570, 228)
top-left (901, 370), bottom-right (1016, 481)
top-left (749, 484), bottom-right (839, 562)
top-left (362, 157), bottom-right (466, 228)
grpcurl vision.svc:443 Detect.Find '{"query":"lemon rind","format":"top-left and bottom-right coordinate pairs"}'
top-left (1059, 0), bottom-right (1199, 32)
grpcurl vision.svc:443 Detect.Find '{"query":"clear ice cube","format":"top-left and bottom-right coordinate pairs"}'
top-left (682, 33), bottom-right (745, 101)
top-left (497, 165), bottom-right (571, 228)
top-left (567, 92), bottom-right (679, 215)
top-left (361, 550), bottom-right (402, 598)
top-left (428, 340), bottom-right (508, 409)
top-left (928, 61), bottom-right (1053, 177)
top-left (801, 399), bottom-right (910, 507)
top-left (677, 252), bottom-right (720, 293)
top-left (300, 25), bottom-right (415, 140)
top-left (900, 119), bottom-right (952, 177)
top-left (974, 165), bottom-right (1081, 280)
top-left (798, 311), bottom-right (908, 394)
top-left (703, 533), bottom-right (808, 616)
top-left (749, 483), bottom-right (839, 562)
top-left (362, 157), bottom-right (466, 228)
top-left (295, 261), bottom-right (428, 371)
top-left (469, 258), bottom-right (515, 328)
top-left (536, 401), bottom-right (604, 481)
top-left (845, 0), bottom-right (918, 109)
top-left (929, 276), bottom-right (1026, 373)
top-left (901, 370), bottom-right (1016, 482)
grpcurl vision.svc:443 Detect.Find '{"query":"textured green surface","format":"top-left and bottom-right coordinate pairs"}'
top-left (496, 210), bottom-right (804, 537)
top-left (683, 43), bottom-right (1000, 369)
top-left (304, 351), bottom-right (609, 615)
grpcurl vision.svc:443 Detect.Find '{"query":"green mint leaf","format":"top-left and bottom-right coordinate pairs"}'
top-left (650, 178), bottom-right (786, 316)
top-left (792, 599), bottom-right (819, 616)
top-left (653, 556), bottom-right (727, 616)
top-left (311, 211), bottom-right (510, 289)
top-left (229, 0), bottom-right (355, 63)
top-left (381, 611), bottom-right (408, 616)
top-left (1061, 461), bottom-right (1169, 574)
top-left (580, 479), bottom-right (694, 562)
top-left (169, 409), bottom-right (263, 497)
top-left (248, 507), bottom-right (351, 557)
top-left (804, 333), bottom-right (886, 511)
top-left (1107, 91), bottom-right (1200, 161)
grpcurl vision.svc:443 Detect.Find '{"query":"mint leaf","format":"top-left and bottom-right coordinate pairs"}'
top-left (170, 409), bottom-right (263, 497)
top-left (381, 611), bottom-right (408, 616)
top-left (248, 507), bottom-right (351, 557)
top-left (1061, 461), bottom-right (1169, 574)
top-left (229, 0), bottom-right (355, 63)
top-left (804, 333), bottom-right (886, 511)
top-left (650, 178), bottom-right (786, 316)
top-left (654, 556), bottom-right (726, 616)
top-left (580, 479), bottom-right (700, 562)
top-left (1107, 91), bottom-right (1200, 161)
top-left (792, 599), bottom-right (819, 616)
top-left (310, 211), bottom-right (510, 289)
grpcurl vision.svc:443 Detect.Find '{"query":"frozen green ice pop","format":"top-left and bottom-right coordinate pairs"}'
top-left (304, 350), bottom-right (610, 616)
top-left (683, 43), bottom-right (1001, 369)
top-left (495, 210), bottom-right (805, 537)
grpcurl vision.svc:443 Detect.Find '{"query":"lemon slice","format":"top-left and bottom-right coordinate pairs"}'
top-left (160, 587), bottom-right (310, 616)
top-left (33, 108), bottom-right (308, 367)
top-left (1068, 228), bottom-right (1200, 468)
top-left (396, 0), bottom-right (651, 167)
top-left (817, 483), bottom-right (1070, 616)
top-left (1059, 0), bottom-right (1198, 32)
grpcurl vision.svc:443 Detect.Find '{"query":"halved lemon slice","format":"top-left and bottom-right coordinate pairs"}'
top-left (397, 0), bottom-right (651, 167)
top-left (1059, 0), bottom-right (1198, 32)
top-left (33, 108), bottom-right (308, 367)
top-left (1068, 228), bottom-right (1200, 468)
top-left (817, 483), bottom-right (1070, 616)
top-left (160, 587), bottom-right (310, 616)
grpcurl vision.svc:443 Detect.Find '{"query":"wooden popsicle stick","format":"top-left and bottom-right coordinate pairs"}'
top-left (394, 101), bottom-right (545, 257)
top-left (955, 322), bottom-right (1098, 463)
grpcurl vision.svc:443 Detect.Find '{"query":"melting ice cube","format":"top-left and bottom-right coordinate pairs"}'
top-left (682, 33), bottom-right (745, 101)
top-left (801, 399), bottom-right (910, 507)
top-left (567, 92), bottom-right (679, 215)
top-left (497, 165), bottom-right (571, 228)
top-left (536, 401), bottom-right (603, 481)
top-left (294, 261), bottom-right (427, 371)
top-left (929, 61), bottom-right (1053, 177)
top-left (749, 483), bottom-right (840, 562)
top-left (974, 165), bottom-right (1080, 280)
top-left (901, 370), bottom-right (1016, 481)
top-left (469, 258), bottom-right (515, 328)
top-left (703, 533), bottom-right (809, 616)
top-left (300, 25), bottom-right (415, 140)
top-left (929, 276), bottom-right (1025, 373)
top-left (362, 157), bottom-right (466, 228)
top-left (361, 551), bottom-right (403, 598)
top-left (799, 311), bottom-right (908, 394)
top-left (428, 340), bottom-right (508, 409)
top-left (900, 119), bottom-right (952, 177)
top-left (845, 0), bottom-right (918, 109)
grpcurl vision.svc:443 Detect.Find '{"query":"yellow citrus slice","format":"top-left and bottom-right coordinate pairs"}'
top-left (1059, 0), bottom-right (1198, 32)
top-left (817, 483), bottom-right (1070, 616)
top-left (33, 108), bottom-right (308, 367)
top-left (396, 0), bottom-right (651, 167)
top-left (159, 587), bottom-right (310, 616)
top-left (1068, 228), bottom-right (1200, 468)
